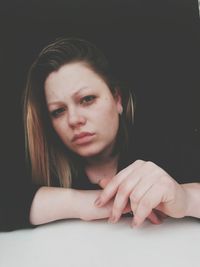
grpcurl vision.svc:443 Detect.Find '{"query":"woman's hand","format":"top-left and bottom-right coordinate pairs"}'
top-left (94, 160), bottom-right (187, 227)
top-left (74, 190), bottom-right (113, 221)
top-left (98, 174), bottom-right (166, 225)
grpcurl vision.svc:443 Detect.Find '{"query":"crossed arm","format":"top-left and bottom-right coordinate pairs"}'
top-left (95, 160), bottom-right (200, 227)
top-left (30, 160), bottom-right (200, 227)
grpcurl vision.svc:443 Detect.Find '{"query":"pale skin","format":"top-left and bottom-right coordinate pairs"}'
top-left (95, 161), bottom-right (200, 227)
top-left (30, 187), bottom-right (115, 225)
top-left (30, 61), bottom-right (125, 225)
top-left (30, 61), bottom-right (200, 227)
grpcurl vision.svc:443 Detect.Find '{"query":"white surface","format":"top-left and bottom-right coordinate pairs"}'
top-left (0, 217), bottom-right (200, 267)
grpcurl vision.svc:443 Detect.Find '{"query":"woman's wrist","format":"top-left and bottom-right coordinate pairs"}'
top-left (75, 190), bottom-right (112, 221)
top-left (182, 183), bottom-right (200, 218)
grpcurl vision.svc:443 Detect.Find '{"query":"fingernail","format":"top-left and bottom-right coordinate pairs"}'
top-left (155, 218), bottom-right (162, 225)
top-left (131, 218), bottom-right (139, 228)
top-left (94, 197), bottom-right (102, 207)
top-left (108, 216), bottom-right (117, 224)
top-left (131, 221), bottom-right (137, 228)
top-left (132, 222), bottom-right (139, 228)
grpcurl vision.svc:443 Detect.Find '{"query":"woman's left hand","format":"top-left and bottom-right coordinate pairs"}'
top-left (95, 160), bottom-right (187, 227)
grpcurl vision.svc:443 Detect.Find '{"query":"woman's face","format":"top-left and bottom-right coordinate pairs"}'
top-left (44, 62), bottom-right (122, 159)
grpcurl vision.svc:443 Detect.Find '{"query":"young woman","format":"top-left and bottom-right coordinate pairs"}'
top-left (23, 37), bottom-right (200, 228)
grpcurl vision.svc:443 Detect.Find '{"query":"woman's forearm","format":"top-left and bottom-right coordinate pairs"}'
top-left (30, 187), bottom-right (78, 225)
top-left (182, 183), bottom-right (200, 218)
top-left (31, 181), bottom-right (200, 226)
top-left (29, 187), bottom-right (112, 225)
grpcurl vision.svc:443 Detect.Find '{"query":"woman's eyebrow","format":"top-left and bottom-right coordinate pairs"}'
top-left (47, 101), bottom-right (64, 107)
top-left (73, 86), bottom-right (90, 97)
top-left (47, 87), bottom-right (90, 106)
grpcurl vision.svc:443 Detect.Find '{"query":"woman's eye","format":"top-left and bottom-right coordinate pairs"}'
top-left (50, 108), bottom-right (65, 118)
top-left (80, 95), bottom-right (96, 105)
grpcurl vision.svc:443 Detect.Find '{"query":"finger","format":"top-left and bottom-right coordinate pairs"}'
top-left (128, 171), bottom-right (159, 214)
top-left (129, 162), bottom-right (169, 216)
top-left (147, 211), bottom-right (162, 225)
top-left (109, 164), bottom-right (160, 223)
top-left (108, 191), bottom-right (130, 223)
top-left (98, 177), bottom-right (112, 189)
top-left (123, 202), bottom-right (132, 214)
top-left (108, 172), bottom-right (146, 222)
top-left (133, 184), bottom-right (164, 227)
top-left (154, 210), bottom-right (168, 219)
top-left (94, 160), bottom-right (145, 207)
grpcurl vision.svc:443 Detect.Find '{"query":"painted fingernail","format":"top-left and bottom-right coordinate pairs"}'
top-left (94, 197), bottom-right (102, 207)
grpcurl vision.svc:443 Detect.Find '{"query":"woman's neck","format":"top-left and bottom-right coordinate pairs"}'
top-left (85, 140), bottom-right (118, 167)
top-left (85, 154), bottom-right (119, 185)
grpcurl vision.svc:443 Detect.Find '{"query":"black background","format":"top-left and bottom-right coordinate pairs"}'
top-left (1, 0), bottom-right (200, 183)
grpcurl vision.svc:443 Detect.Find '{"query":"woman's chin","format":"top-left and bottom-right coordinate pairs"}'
top-left (76, 150), bottom-right (100, 158)
top-left (71, 141), bottom-right (115, 160)
top-left (74, 146), bottom-right (103, 158)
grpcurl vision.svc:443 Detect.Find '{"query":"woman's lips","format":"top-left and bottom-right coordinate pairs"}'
top-left (72, 132), bottom-right (95, 145)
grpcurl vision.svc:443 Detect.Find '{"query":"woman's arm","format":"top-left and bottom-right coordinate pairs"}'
top-left (94, 160), bottom-right (199, 227)
top-left (30, 187), bottom-right (115, 225)
top-left (182, 183), bottom-right (200, 218)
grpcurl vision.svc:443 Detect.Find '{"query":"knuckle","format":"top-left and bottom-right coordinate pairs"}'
top-left (114, 172), bottom-right (124, 185)
top-left (134, 159), bottom-right (144, 165)
top-left (160, 174), bottom-right (174, 188)
top-left (98, 192), bottom-right (106, 203)
top-left (130, 192), bottom-right (140, 204)
top-left (102, 190), bottom-right (110, 200)
top-left (139, 199), bottom-right (151, 211)
top-left (146, 160), bottom-right (153, 165)
top-left (112, 204), bottom-right (123, 218)
top-left (145, 160), bottom-right (156, 168)
top-left (118, 183), bottom-right (129, 195)
top-left (101, 191), bottom-right (115, 204)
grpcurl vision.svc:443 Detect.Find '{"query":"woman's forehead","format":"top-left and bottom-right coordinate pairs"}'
top-left (44, 63), bottom-right (110, 103)
top-left (45, 62), bottom-right (103, 87)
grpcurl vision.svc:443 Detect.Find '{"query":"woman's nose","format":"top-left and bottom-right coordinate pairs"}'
top-left (67, 108), bottom-right (86, 127)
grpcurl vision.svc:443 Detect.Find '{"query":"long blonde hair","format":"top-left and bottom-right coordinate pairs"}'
top-left (23, 37), bottom-right (135, 187)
